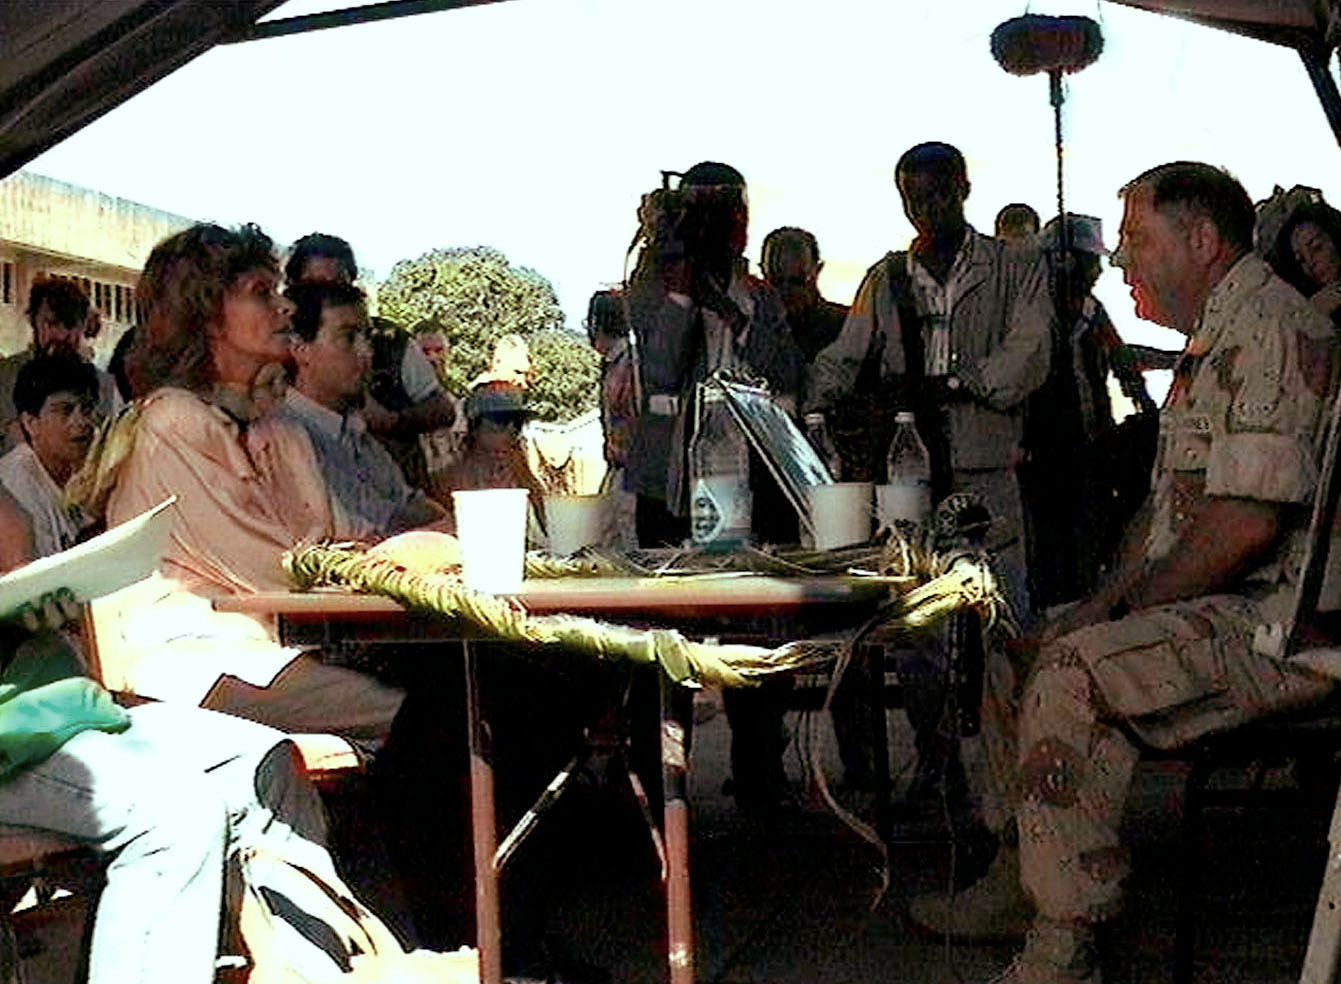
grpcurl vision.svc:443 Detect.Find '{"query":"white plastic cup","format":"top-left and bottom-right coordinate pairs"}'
top-left (544, 493), bottom-right (606, 556)
top-left (451, 488), bottom-right (529, 593)
top-left (806, 482), bottom-right (874, 550)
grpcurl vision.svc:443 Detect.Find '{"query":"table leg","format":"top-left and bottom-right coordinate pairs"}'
top-left (464, 641), bottom-right (502, 984)
top-left (660, 674), bottom-right (694, 984)
top-left (867, 643), bottom-right (893, 842)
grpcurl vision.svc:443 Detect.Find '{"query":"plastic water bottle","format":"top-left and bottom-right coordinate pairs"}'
top-left (882, 411), bottom-right (932, 525)
top-left (803, 412), bottom-right (842, 482)
top-left (689, 385), bottom-right (752, 549)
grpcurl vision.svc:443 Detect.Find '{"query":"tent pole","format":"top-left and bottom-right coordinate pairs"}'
top-left (1050, 69), bottom-right (1071, 324)
top-left (1299, 46), bottom-right (1341, 151)
top-left (220, 0), bottom-right (514, 44)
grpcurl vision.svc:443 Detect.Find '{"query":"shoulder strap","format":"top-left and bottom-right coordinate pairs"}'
top-left (883, 252), bottom-right (953, 498)
top-left (883, 251), bottom-right (923, 383)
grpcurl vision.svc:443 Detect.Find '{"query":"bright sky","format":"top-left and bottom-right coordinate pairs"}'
top-left (24, 0), bottom-right (1341, 367)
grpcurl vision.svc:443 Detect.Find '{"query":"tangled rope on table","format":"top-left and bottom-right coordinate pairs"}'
top-left (284, 542), bottom-right (836, 689)
top-left (283, 499), bottom-right (1015, 690)
top-left (522, 550), bottom-right (629, 579)
top-left (872, 491), bottom-right (1021, 638)
top-left (526, 495), bottom-right (1017, 632)
top-left (288, 536), bottom-right (1008, 691)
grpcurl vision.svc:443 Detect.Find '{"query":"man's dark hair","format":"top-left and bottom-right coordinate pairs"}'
top-left (284, 281), bottom-right (367, 343)
top-left (682, 161), bottom-right (746, 188)
top-left (995, 203), bottom-right (1040, 236)
top-left (285, 233), bottom-right (358, 285)
top-left (25, 278), bottom-right (90, 331)
top-left (584, 290), bottom-right (628, 343)
top-left (895, 142), bottom-right (968, 183)
top-left (107, 326), bottom-right (135, 403)
top-left (761, 227), bottom-right (820, 275)
top-left (672, 161), bottom-right (749, 279)
top-left (13, 351), bottom-right (99, 418)
top-left (409, 317), bottom-right (447, 336)
top-left (1123, 162), bottom-right (1255, 255)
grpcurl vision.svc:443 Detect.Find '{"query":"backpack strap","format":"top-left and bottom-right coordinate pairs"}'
top-left (883, 251), bottom-right (924, 391)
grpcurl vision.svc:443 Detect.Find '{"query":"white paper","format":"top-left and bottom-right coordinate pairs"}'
top-left (0, 497), bottom-right (176, 618)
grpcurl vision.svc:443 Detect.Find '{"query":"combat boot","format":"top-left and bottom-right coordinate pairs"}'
top-left (983, 918), bottom-right (1101, 984)
top-left (906, 842), bottom-right (1033, 942)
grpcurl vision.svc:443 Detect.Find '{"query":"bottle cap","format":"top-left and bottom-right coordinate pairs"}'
top-left (894, 411), bottom-right (915, 424)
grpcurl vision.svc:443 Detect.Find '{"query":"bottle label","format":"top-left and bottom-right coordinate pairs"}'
top-left (691, 476), bottom-right (751, 545)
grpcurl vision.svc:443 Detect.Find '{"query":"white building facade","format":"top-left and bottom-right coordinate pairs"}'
top-left (0, 171), bottom-right (192, 364)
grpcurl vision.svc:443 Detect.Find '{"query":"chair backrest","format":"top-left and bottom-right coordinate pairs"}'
top-left (1286, 382), bottom-right (1341, 657)
top-left (79, 584), bottom-right (145, 692)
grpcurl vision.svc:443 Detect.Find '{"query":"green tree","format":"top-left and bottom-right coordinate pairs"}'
top-left (526, 328), bottom-right (599, 422)
top-left (376, 245), bottom-right (598, 421)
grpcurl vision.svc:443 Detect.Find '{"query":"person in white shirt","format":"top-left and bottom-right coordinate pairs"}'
top-left (0, 351), bottom-right (97, 556)
top-left (0, 278), bottom-right (121, 455)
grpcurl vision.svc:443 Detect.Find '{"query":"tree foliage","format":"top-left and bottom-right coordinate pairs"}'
top-left (526, 329), bottom-right (599, 422)
top-left (376, 246), bottom-right (598, 421)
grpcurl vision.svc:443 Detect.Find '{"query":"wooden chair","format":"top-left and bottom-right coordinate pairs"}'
top-left (0, 826), bottom-right (100, 980)
top-left (1156, 699), bottom-right (1341, 983)
top-left (1151, 379), bottom-right (1341, 984)
top-left (83, 586), bottom-right (365, 778)
top-left (0, 605), bottom-right (131, 978)
top-left (1251, 377), bottom-right (1341, 984)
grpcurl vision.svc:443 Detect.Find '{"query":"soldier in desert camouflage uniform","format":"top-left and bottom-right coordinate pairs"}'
top-left (921, 163), bottom-right (1340, 984)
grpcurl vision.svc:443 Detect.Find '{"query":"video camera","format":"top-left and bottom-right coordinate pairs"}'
top-left (634, 171), bottom-right (691, 269)
top-left (632, 171), bottom-right (749, 334)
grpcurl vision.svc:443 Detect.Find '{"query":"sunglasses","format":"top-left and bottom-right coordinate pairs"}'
top-left (478, 412), bottom-right (524, 429)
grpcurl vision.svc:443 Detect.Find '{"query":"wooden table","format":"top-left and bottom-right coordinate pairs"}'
top-left (216, 575), bottom-right (890, 984)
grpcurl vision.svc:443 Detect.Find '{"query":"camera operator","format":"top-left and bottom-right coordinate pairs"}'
top-left (623, 161), bottom-right (803, 547)
top-left (623, 162), bottom-right (803, 814)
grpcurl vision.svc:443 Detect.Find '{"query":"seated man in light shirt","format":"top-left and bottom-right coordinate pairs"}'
top-left (276, 280), bottom-right (449, 537)
top-left (285, 233), bottom-right (456, 489)
top-left (0, 352), bottom-right (98, 556)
